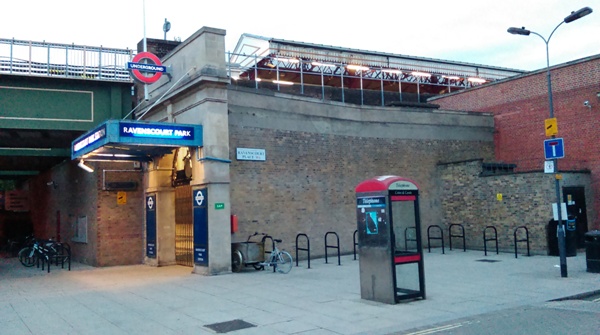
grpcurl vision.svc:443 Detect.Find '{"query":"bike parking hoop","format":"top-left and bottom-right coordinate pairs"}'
top-left (514, 226), bottom-right (530, 258)
top-left (261, 235), bottom-right (276, 272)
top-left (324, 231), bottom-right (341, 265)
top-left (427, 225), bottom-right (445, 254)
top-left (449, 224), bottom-right (466, 252)
top-left (18, 238), bottom-right (71, 273)
top-left (483, 226), bottom-right (499, 256)
top-left (353, 229), bottom-right (358, 260)
top-left (295, 233), bottom-right (311, 268)
top-left (404, 227), bottom-right (417, 251)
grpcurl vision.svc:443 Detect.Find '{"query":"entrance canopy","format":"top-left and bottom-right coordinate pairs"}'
top-left (71, 119), bottom-right (203, 162)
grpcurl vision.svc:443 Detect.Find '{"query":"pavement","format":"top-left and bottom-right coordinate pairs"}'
top-left (0, 249), bottom-right (599, 335)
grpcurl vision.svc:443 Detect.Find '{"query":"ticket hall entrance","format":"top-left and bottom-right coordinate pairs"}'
top-left (355, 176), bottom-right (425, 304)
top-left (72, 119), bottom-right (205, 268)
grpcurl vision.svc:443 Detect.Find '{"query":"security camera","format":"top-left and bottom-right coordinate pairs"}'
top-left (584, 100), bottom-right (590, 106)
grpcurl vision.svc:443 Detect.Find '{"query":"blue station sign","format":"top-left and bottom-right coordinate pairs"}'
top-left (71, 119), bottom-right (203, 160)
top-left (120, 122), bottom-right (195, 140)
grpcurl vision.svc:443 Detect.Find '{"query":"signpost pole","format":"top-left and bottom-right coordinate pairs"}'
top-left (508, 6), bottom-right (594, 279)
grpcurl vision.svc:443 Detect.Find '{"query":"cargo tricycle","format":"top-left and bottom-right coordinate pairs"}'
top-left (231, 232), bottom-right (267, 272)
top-left (231, 232), bottom-right (293, 273)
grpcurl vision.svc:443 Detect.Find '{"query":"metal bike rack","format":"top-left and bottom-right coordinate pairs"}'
top-left (261, 235), bottom-right (276, 272)
top-left (405, 227), bottom-right (417, 251)
top-left (295, 233), bottom-right (311, 268)
top-left (483, 226), bottom-right (498, 256)
top-left (50, 242), bottom-right (71, 272)
top-left (514, 226), bottom-right (530, 258)
top-left (324, 231), bottom-right (341, 265)
top-left (427, 225), bottom-right (445, 254)
top-left (353, 229), bottom-right (358, 260)
top-left (449, 224), bottom-right (466, 252)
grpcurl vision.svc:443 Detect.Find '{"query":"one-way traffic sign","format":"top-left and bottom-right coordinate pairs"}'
top-left (544, 138), bottom-right (565, 159)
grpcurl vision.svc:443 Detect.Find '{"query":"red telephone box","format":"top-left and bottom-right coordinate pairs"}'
top-left (355, 175), bottom-right (425, 304)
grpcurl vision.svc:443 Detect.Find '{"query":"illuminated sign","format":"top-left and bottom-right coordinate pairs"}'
top-left (71, 120), bottom-right (203, 160)
top-left (357, 196), bottom-right (386, 208)
top-left (120, 122), bottom-right (194, 140)
top-left (73, 125), bottom-right (107, 153)
top-left (127, 51), bottom-right (165, 84)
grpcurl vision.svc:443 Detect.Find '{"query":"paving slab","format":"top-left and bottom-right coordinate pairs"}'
top-left (1, 249), bottom-right (598, 335)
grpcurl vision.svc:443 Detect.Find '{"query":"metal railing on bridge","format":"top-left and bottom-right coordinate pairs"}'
top-left (0, 38), bottom-right (132, 82)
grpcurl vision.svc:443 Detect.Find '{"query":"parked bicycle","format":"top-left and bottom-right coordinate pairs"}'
top-left (17, 237), bottom-right (71, 272)
top-left (231, 233), bottom-right (293, 274)
top-left (0, 238), bottom-right (20, 257)
top-left (0, 234), bottom-right (33, 258)
top-left (258, 236), bottom-right (293, 274)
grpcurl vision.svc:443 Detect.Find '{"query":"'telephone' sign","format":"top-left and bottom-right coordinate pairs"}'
top-left (120, 122), bottom-right (195, 140)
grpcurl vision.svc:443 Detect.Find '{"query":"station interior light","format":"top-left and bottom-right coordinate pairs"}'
top-left (411, 71), bottom-right (431, 77)
top-left (272, 80), bottom-right (294, 85)
top-left (468, 77), bottom-right (486, 83)
top-left (78, 160), bottom-right (94, 173)
top-left (347, 64), bottom-right (370, 71)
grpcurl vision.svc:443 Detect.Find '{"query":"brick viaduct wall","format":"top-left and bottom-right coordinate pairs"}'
top-left (95, 163), bottom-right (145, 266)
top-left (227, 89), bottom-right (495, 258)
top-left (29, 161), bottom-right (144, 266)
top-left (432, 56), bottom-right (600, 229)
top-left (438, 160), bottom-right (592, 254)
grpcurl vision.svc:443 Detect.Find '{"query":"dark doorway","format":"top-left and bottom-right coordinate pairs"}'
top-left (563, 187), bottom-right (588, 248)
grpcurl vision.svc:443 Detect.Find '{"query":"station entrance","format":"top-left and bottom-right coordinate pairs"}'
top-left (175, 185), bottom-right (194, 267)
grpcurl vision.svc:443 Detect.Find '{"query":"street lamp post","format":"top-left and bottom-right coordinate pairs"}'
top-left (508, 6), bottom-right (593, 278)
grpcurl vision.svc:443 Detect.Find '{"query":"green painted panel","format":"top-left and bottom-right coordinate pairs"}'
top-left (0, 171), bottom-right (38, 176)
top-left (0, 86), bottom-right (92, 121)
top-left (0, 148), bottom-right (70, 157)
top-left (0, 76), bottom-right (132, 131)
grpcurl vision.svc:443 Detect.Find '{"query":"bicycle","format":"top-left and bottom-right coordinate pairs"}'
top-left (0, 238), bottom-right (20, 257)
top-left (257, 237), bottom-right (293, 274)
top-left (18, 237), bottom-right (71, 272)
top-left (18, 238), bottom-right (44, 267)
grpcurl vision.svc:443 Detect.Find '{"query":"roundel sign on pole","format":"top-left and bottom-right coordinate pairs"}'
top-left (127, 51), bottom-right (166, 84)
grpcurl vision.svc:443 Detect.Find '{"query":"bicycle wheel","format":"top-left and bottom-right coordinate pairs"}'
top-left (231, 250), bottom-right (243, 273)
top-left (18, 247), bottom-right (37, 267)
top-left (275, 251), bottom-right (293, 274)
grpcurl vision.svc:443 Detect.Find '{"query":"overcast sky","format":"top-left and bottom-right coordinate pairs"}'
top-left (2, 0), bottom-right (598, 71)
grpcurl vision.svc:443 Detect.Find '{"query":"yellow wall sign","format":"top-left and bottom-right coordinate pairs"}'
top-left (496, 193), bottom-right (503, 201)
top-left (545, 118), bottom-right (558, 137)
top-left (117, 192), bottom-right (127, 205)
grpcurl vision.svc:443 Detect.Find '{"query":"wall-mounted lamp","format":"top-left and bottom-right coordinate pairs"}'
top-left (584, 100), bottom-right (592, 109)
top-left (78, 160), bottom-right (94, 173)
top-left (46, 181), bottom-right (58, 189)
top-left (596, 92), bottom-right (600, 101)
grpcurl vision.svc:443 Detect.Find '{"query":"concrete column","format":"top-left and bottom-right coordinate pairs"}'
top-left (145, 155), bottom-right (176, 266)
top-left (139, 27), bottom-right (231, 275)
top-left (170, 28), bottom-right (231, 275)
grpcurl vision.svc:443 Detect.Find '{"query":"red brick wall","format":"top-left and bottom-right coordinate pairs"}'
top-left (434, 56), bottom-right (600, 229)
top-left (29, 160), bottom-right (144, 266)
top-left (95, 163), bottom-right (145, 266)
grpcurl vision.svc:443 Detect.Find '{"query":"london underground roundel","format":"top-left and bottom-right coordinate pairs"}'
top-left (128, 52), bottom-right (165, 84)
